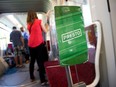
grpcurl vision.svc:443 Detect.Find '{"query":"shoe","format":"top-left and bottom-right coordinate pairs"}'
top-left (31, 78), bottom-right (35, 82)
top-left (41, 82), bottom-right (46, 86)
top-left (41, 81), bottom-right (49, 86)
top-left (19, 65), bottom-right (25, 68)
top-left (16, 65), bottom-right (19, 68)
top-left (25, 60), bottom-right (29, 64)
top-left (45, 81), bottom-right (49, 85)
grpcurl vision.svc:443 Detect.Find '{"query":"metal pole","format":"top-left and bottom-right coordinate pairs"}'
top-left (65, 66), bottom-right (73, 87)
top-left (75, 65), bottom-right (79, 82)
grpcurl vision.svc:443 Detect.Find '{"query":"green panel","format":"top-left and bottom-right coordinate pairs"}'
top-left (54, 6), bottom-right (88, 66)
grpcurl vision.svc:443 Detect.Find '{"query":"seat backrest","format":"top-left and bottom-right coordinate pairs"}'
top-left (86, 21), bottom-right (102, 87)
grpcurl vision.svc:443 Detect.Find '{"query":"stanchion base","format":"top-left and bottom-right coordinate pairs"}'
top-left (73, 82), bottom-right (86, 87)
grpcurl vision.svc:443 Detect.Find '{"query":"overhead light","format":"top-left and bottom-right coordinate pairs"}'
top-left (6, 15), bottom-right (22, 29)
top-left (0, 22), bottom-right (12, 32)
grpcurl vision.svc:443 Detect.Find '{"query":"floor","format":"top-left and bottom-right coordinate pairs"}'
top-left (0, 63), bottom-right (49, 87)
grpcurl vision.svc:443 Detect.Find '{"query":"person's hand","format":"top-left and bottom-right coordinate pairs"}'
top-left (21, 46), bottom-right (24, 50)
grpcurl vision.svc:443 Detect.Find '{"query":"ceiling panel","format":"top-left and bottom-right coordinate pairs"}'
top-left (0, 0), bottom-right (55, 32)
top-left (0, 16), bottom-right (14, 28)
top-left (0, 0), bottom-right (52, 13)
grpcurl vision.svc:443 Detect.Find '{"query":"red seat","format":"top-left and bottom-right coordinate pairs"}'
top-left (45, 61), bottom-right (95, 87)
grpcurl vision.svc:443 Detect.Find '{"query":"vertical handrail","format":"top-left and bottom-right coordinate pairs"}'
top-left (87, 21), bottom-right (102, 87)
top-left (65, 66), bottom-right (73, 87)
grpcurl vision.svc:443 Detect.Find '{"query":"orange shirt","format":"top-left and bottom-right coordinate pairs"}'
top-left (27, 19), bottom-right (44, 47)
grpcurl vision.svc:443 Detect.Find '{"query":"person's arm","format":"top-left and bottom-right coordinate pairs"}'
top-left (41, 21), bottom-right (48, 33)
top-left (10, 33), bottom-right (12, 42)
top-left (19, 31), bottom-right (24, 48)
top-left (20, 36), bottom-right (24, 48)
top-left (46, 10), bottom-right (51, 21)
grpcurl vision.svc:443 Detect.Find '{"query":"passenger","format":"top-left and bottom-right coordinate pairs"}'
top-left (4, 45), bottom-right (15, 68)
top-left (26, 10), bottom-right (48, 85)
top-left (20, 27), bottom-right (30, 64)
top-left (10, 26), bottom-right (24, 68)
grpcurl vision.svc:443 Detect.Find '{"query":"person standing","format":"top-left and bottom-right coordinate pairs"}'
top-left (10, 26), bottom-right (24, 68)
top-left (20, 27), bottom-right (30, 63)
top-left (26, 10), bottom-right (48, 85)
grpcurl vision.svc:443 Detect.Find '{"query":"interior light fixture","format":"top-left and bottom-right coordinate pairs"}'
top-left (0, 22), bottom-right (12, 32)
top-left (6, 15), bottom-right (22, 29)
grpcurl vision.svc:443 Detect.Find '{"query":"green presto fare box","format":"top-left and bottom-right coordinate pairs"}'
top-left (54, 6), bottom-right (88, 66)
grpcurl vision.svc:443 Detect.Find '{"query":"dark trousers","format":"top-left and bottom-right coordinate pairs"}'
top-left (24, 39), bottom-right (30, 61)
top-left (29, 43), bottom-right (48, 83)
top-left (22, 51), bottom-right (29, 61)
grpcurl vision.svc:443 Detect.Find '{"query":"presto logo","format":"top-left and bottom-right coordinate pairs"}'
top-left (62, 29), bottom-right (82, 43)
